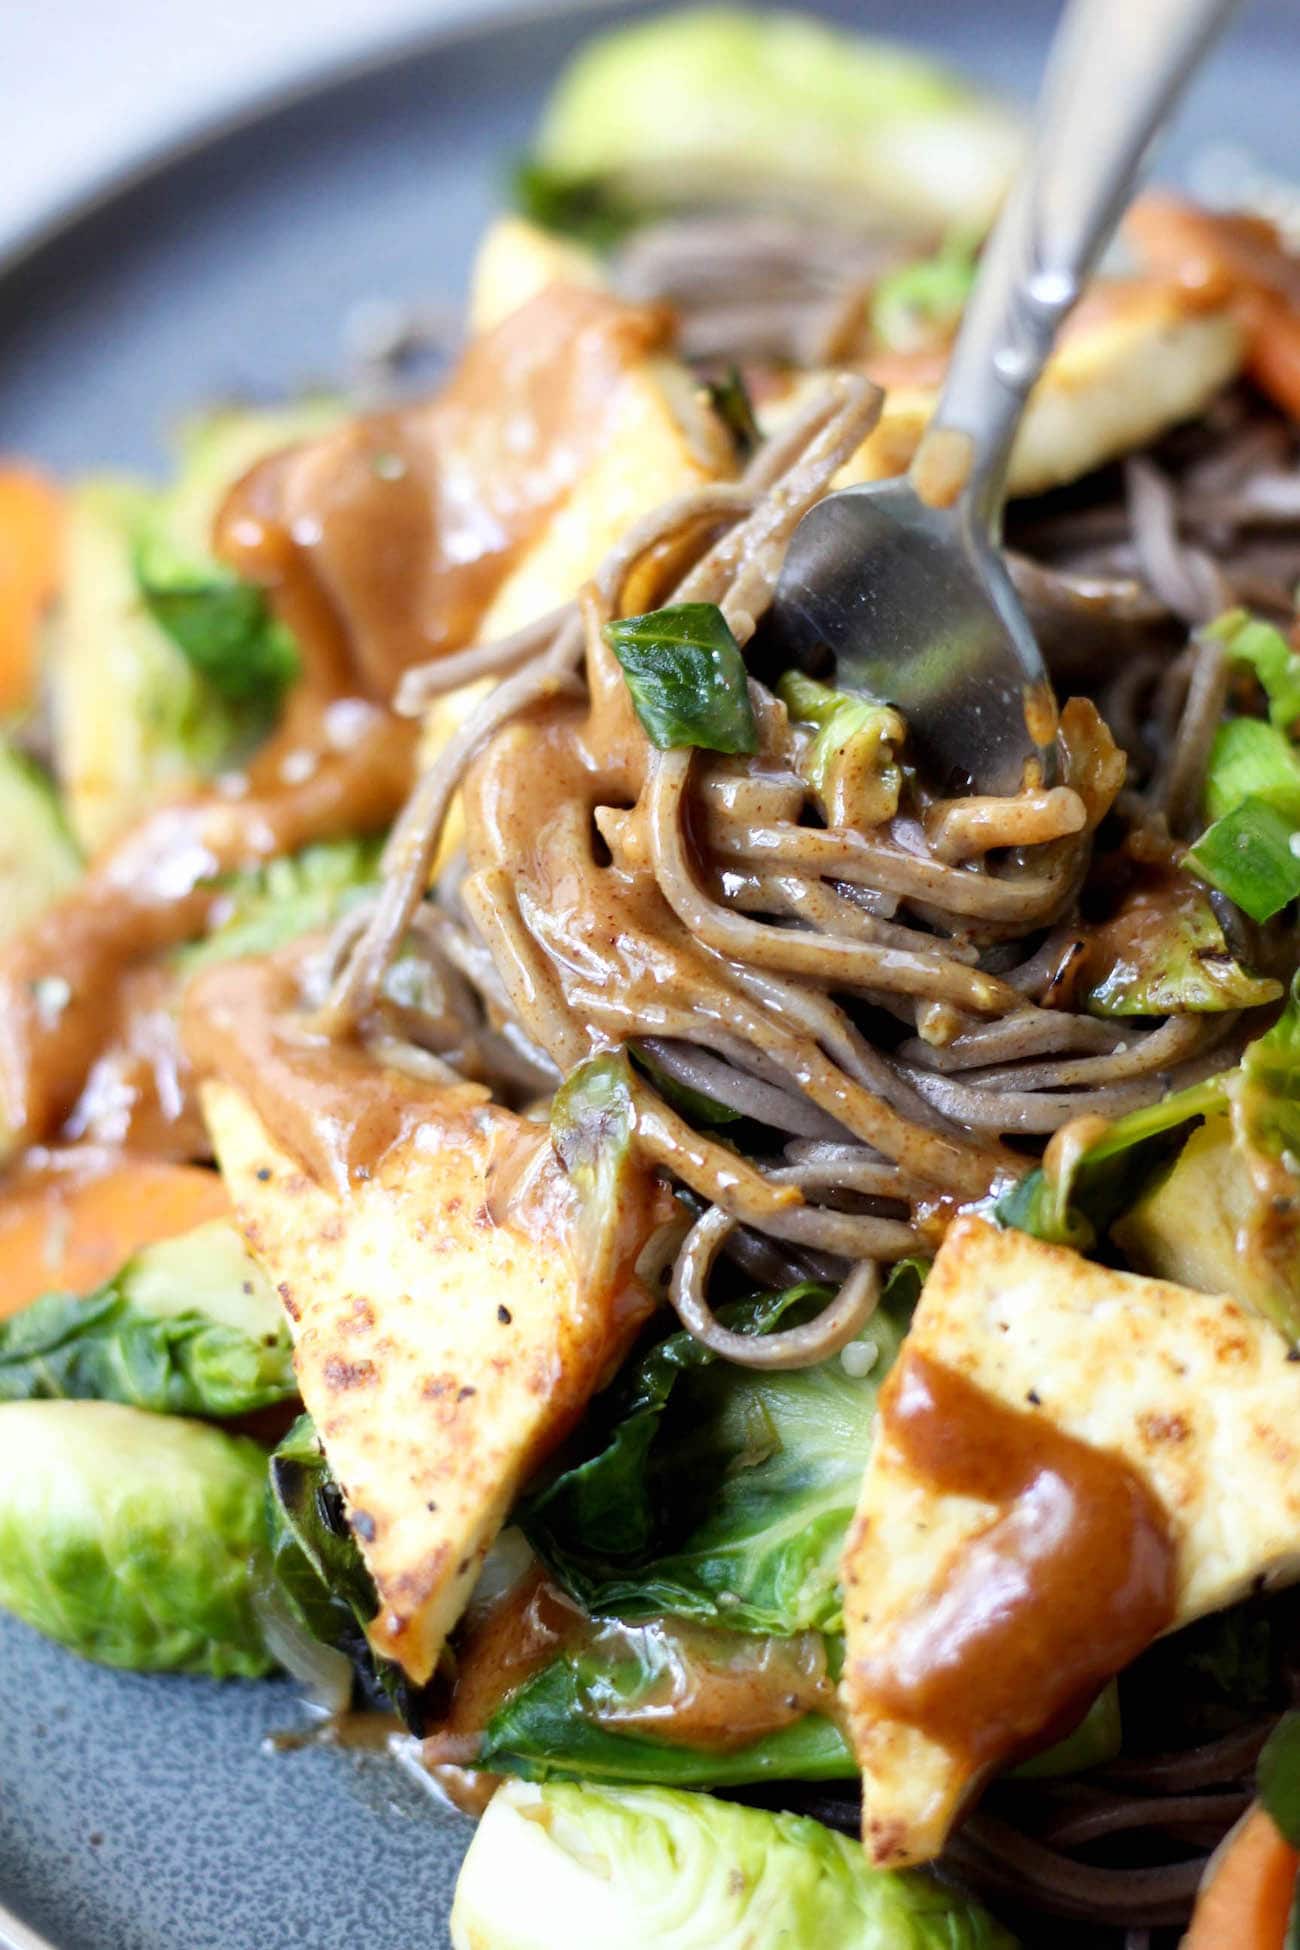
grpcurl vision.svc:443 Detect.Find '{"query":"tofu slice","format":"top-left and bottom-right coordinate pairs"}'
top-left (203, 1079), bottom-right (658, 1685)
top-left (763, 277), bottom-right (1243, 500)
top-left (470, 216), bottom-right (606, 335)
top-left (419, 286), bottom-right (732, 866)
top-left (841, 1214), bottom-right (1300, 1868)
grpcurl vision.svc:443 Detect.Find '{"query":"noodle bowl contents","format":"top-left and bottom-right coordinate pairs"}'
top-left (4, 9), bottom-right (1300, 1947)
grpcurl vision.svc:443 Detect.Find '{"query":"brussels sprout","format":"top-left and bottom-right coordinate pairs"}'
top-left (0, 1217), bottom-right (296, 1418)
top-left (528, 8), bottom-right (1021, 237)
top-left (993, 1076), bottom-right (1227, 1249)
top-left (1079, 884), bottom-right (1280, 1017)
top-left (1116, 977), bottom-right (1300, 1339)
top-left (778, 670), bottom-right (905, 830)
top-left (450, 1778), bottom-right (1018, 1950)
top-left (0, 1399), bottom-right (274, 1676)
top-left (176, 838), bottom-right (383, 975)
top-left (49, 400), bottom-right (343, 853)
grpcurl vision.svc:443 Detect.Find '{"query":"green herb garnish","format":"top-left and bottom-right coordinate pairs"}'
top-left (605, 603), bottom-right (757, 755)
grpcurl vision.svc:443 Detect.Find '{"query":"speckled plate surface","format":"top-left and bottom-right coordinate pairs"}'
top-left (0, 1), bottom-right (1295, 1943)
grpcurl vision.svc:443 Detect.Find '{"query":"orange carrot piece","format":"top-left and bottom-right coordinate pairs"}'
top-left (0, 463), bottom-right (63, 717)
top-left (1127, 195), bottom-right (1300, 423)
top-left (1183, 1803), bottom-right (1299, 1950)
top-left (1241, 290), bottom-right (1300, 424)
top-left (0, 1154), bottom-right (231, 1317)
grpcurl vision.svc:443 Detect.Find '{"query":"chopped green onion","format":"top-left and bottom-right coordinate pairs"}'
top-left (869, 235), bottom-right (977, 354)
top-left (1186, 795), bottom-right (1300, 923)
top-left (1206, 608), bottom-right (1300, 736)
top-left (777, 670), bottom-right (904, 828)
top-left (604, 604), bottom-right (758, 755)
top-left (1205, 716), bottom-right (1300, 823)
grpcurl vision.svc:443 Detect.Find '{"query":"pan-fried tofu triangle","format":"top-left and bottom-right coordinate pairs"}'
top-left (841, 1214), bottom-right (1300, 1869)
top-left (203, 1053), bottom-right (665, 1688)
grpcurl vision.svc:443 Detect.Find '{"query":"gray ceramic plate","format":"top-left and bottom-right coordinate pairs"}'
top-left (0, 2), bottom-right (1295, 1944)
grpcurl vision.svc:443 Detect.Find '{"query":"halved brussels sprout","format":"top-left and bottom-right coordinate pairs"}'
top-left (0, 1399), bottom-right (274, 1676)
top-left (451, 1777), bottom-right (1017, 1949)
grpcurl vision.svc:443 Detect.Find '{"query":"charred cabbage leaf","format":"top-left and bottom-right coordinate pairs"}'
top-left (266, 1413), bottom-right (430, 1726)
top-left (605, 604), bottom-right (757, 755)
top-left (0, 1218), bottom-right (295, 1418)
top-left (994, 1076), bottom-right (1228, 1250)
top-left (0, 1398), bottom-right (274, 1676)
top-left (450, 1777), bottom-right (1019, 1950)
top-left (481, 1646), bottom-right (853, 1790)
top-left (523, 1265), bottom-right (921, 1635)
top-left (1080, 883), bottom-right (1280, 1017)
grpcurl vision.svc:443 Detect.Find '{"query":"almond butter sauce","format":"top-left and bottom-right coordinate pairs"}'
top-left (1, 288), bottom-right (671, 1164)
top-left (424, 1568), bottom-right (836, 1767)
top-left (847, 1350), bottom-right (1175, 1774)
top-left (216, 288), bottom-right (670, 698)
top-left (0, 698), bottom-right (414, 1156)
top-left (181, 954), bottom-right (488, 1194)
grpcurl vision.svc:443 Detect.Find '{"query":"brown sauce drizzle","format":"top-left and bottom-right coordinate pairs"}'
top-left (217, 287), bottom-right (670, 697)
top-left (0, 700), bottom-right (415, 1156)
top-left (425, 1568), bottom-right (835, 1767)
top-left (2, 288), bottom-right (671, 1168)
top-left (182, 954), bottom-right (487, 1194)
top-left (849, 1350), bottom-right (1175, 1772)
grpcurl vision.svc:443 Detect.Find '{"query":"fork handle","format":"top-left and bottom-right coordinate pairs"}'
top-left (926, 0), bottom-right (1242, 530)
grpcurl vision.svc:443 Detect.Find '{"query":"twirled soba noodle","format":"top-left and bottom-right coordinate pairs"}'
top-left (316, 367), bottom-right (1273, 1377)
top-left (311, 210), bottom-right (1300, 1943)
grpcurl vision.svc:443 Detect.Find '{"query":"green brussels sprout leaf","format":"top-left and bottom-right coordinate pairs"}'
top-left (0, 1218), bottom-right (296, 1418)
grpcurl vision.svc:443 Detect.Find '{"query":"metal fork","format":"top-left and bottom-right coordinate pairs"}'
top-left (772, 0), bottom-right (1243, 796)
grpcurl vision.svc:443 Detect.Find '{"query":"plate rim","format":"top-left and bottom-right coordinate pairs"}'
top-left (0, 1904), bottom-right (57, 1950)
top-left (0, 0), bottom-right (632, 282)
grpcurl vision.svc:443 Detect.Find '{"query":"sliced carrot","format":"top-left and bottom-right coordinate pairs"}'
top-left (0, 463), bottom-right (63, 717)
top-left (0, 1153), bottom-right (230, 1317)
top-left (1183, 1803), bottom-right (1299, 1950)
